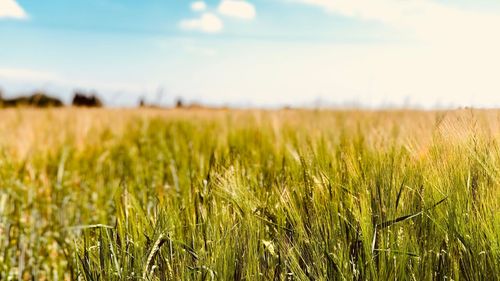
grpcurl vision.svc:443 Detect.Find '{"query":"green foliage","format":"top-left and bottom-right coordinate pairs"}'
top-left (0, 110), bottom-right (499, 280)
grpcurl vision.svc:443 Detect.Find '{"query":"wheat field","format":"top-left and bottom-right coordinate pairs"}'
top-left (0, 108), bottom-right (498, 280)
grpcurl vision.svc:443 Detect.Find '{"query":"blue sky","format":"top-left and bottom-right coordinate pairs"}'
top-left (1, 0), bottom-right (500, 107)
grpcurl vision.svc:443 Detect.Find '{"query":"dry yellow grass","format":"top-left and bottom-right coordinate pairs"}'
top-left (1, 107), bottom-right (499, 158)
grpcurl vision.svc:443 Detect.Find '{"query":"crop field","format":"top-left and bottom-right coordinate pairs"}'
top-left (0, 108), bottom-right (499, 280)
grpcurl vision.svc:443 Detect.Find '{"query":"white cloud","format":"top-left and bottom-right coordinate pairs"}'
top-left (293, 0), bottom-right (500, 46)
top-left (288, 0), bottom-right (500, 108)
top-left (191, 1), bottom-right (207, 12)
top-left (218, 0), bottom-right (256, 20)
top-left (0, 68), bottom-right (60, 81)
top-left (294, 0), bottom-right (430, 26)
top-left (179, 13), bottom-right (224, 33)
top-left (0, 0), bottom-right (28, 19)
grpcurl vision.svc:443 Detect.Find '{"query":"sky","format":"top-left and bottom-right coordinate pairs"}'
top-left (1, 0), bottom-right (500, 108)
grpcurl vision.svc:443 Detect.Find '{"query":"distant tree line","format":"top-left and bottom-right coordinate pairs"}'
top-left (0, 89), bottom-right (103, 108)
top-left (1, 88), bottom-right (230, 109)
top-left (138, 97), bottom-right (191, 109)
top-left (72, 91), bottom-right (103, 107)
